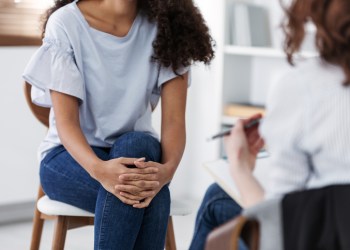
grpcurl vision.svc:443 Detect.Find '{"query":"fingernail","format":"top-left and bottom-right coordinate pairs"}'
top-left (136, 157), bottom-right (145, 162)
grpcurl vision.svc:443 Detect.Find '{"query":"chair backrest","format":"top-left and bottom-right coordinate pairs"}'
top-left (24, 82), bottom-right (50, 128)
top-left (206, 215), bottom-right (260, 250)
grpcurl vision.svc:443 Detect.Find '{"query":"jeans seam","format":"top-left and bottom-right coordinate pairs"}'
top-left (97, 192), bottom-right (110, 250)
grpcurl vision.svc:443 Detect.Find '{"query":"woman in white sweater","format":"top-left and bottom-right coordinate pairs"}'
top-left (190, 0), bottom-right (350, 249)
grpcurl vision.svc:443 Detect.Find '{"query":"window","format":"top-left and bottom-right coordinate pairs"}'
top-left (0, 0), bottom-right (51, 46)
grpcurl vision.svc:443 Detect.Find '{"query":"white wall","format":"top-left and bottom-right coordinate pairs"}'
top-left (0, 47), bottom-right (47, 205)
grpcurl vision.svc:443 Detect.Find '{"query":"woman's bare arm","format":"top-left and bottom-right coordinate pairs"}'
top-left (50, 91), bottom-right (159, 205)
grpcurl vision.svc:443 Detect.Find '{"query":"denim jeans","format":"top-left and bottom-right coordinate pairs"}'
top-left (189, 183), bottom-right (247, 250)
top-left (40, 131), bottom-right (170, 250)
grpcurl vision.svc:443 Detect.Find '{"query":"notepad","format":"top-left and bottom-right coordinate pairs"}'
top-left (203, 153), bottom-right (270, 208)
top-left (204, 159), bottom-right (243, 205)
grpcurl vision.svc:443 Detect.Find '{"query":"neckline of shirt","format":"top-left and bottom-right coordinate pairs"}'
top-left (72, 0), bottom-right (141, 42)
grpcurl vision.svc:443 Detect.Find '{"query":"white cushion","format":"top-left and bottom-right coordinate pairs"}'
top-left (37, 195), bottom-right (192, 217)
top-left (37, 196), bottom-right (94, 217)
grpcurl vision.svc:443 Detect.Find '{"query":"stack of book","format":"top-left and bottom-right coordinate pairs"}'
top-left (222, 103), bottom-right (265, 125)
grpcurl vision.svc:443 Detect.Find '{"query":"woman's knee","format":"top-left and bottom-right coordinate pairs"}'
top-left (198, 183), bottom-right (242, 224)
top-left (204, 183), bottom-right (231, 201)
top-left (110, 131), bottom-right (161, 161)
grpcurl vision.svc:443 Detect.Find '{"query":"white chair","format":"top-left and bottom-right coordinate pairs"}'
top-left (25, 82), bottom-right (192, 250)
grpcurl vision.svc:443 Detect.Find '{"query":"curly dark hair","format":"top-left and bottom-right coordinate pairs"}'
top-left (42, 0), bottom-right (215, 74)
top-left (281, 0), bottom-right (350, 85)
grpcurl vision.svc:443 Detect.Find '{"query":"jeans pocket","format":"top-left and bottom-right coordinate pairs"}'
top-left (41, 145), bottom-right (65, 165)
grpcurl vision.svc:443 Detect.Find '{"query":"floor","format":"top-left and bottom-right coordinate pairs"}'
top-left (0, 204), bottom-right (199, 250)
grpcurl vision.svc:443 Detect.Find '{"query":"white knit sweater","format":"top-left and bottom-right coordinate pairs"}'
top-left (260, 58), bottom-right (350, 199)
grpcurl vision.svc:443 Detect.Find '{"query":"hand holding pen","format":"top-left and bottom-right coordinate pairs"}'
top-left (208, 116), bottom-right (263, 141)
top-left (223, 113), bottom-right (265, 173)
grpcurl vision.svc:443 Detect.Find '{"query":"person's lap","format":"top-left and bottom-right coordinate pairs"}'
top-left (40, 131), bottom-right (170, 250)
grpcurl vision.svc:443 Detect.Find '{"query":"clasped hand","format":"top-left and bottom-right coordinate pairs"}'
top-left (94, 157), bottom-right (169, 208)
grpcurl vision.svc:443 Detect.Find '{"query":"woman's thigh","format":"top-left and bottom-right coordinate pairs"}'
top-left (40, 145), bottom-right (109, 213)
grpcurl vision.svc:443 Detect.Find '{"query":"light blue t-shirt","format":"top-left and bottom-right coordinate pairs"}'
top-left (23, 1), bottom-right (189, 161)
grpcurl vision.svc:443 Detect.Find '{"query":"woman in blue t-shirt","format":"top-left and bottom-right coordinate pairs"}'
top-left (23, 0), bottom-right (214, 248)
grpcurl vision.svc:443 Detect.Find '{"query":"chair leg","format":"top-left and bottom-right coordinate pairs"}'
top-left (52, 216), bottom-right (69, 250)
top-left (30, 207), bottom-right (45, 250)
top-left (165, 216), bottom-right (176, 250)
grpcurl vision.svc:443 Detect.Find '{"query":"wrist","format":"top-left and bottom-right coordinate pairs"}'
top-left (162, 163), bottom-right (177, 183)
top-left (87, 158), bottom-right (105, 180)
top-left (229, 161), bottom-right (253, 179)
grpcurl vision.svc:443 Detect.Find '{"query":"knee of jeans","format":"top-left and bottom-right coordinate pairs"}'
top-left (202, 183), bottom-right (241, 211)
top-left (110, 131), bottom-right (161, 161)
top-left (204, 183), bottom-right (226, 200)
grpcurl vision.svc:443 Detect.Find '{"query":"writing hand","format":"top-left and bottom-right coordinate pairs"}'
top-left (224, 113), bottom-right (264, 173)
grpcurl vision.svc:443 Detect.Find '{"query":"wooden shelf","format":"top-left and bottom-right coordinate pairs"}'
top-left (224, 45), bottom-right (318, 58)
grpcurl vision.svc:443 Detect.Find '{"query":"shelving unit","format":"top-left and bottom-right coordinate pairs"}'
top-left (218, 0), bottom-right (316, 156)
top-left (220, 0), bottom-right (317, 118)
top-left (224, 45), bottom-right (318, 58)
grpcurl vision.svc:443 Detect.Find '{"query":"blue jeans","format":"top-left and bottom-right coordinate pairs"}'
top-left (189, 183), bottom-right (247, 250)
top-left (40, 131), bottom-right (170, 250)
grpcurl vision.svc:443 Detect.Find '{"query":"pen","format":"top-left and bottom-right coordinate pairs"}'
top-left (207, 118), bottom-right (262, 141)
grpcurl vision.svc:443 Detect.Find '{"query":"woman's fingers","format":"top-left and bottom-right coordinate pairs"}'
top-left (126, 180), bottom-right (160, 189)
top-left (253, 138), bottom-right (265, 153)
top-left (243, 113), bottom-right (262, 126)
top-left (115, 182), bottom-right (159, 195)
top-left (127, 167), bottom-right (159, 174)
top-left (247, 128), bottom-right (259, 144)
top-left (118, 157), bottom-right (145, 165)
top-left (133, 197), bottom-right (153, 209)
top-left (119, 173), bottom-right (158, 182)
top-left (113, 192), bottom-right (140, 205)
top-left (134, 161), bottom-right (159, 169)
top-left (119, 190), bottom-right (155, 201)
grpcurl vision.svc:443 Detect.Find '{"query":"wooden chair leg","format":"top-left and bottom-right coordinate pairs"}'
top-left (30, 207), bottom-right (45, 250)
top-left (52, 216), bottom-right (69, 250)
top-left (30, 186), bottom-right (46, 250)
top-left (165, 216), bottom-right (176, 250)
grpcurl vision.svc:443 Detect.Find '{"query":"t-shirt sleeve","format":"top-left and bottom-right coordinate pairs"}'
top-left (150, 65), bottom-right (191, 109)
top-left (260, 72), bottom-right (311, 200)
top-left (22, 15), bottom-right (84, 108)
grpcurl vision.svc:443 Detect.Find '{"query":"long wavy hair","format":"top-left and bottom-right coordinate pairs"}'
top-left (42, 0), bottom-right (215, 74)
top-left (282, 0), bottom-right (350, 85)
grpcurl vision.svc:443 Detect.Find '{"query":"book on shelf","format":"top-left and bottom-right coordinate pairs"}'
top-left (224, 103), bottom-right (266, 118)
top-left (229, 2), bottom-right (271, 47)
top-left (203, 152), bottom-right (270, 208)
